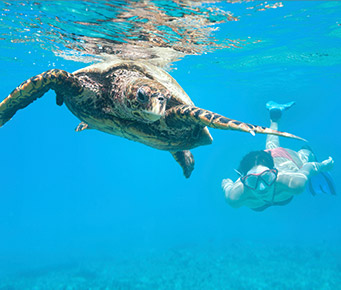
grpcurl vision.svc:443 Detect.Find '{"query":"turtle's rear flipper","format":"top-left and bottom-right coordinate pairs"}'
top-left (166, 105), bottom-right (306, 141)
top-left (171, 150), bottom-right (195, 178)
top-left (0, 69), bottom-right (83, 127)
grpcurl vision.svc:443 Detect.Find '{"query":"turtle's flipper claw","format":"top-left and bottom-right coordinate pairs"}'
top-left (266, 100), bottom-right (295, 121)
top-left (75, 122), bottom-right (89, 132)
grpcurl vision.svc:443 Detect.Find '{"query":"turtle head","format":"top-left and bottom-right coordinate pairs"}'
top-left (126, 78), bottom-right (170, 122)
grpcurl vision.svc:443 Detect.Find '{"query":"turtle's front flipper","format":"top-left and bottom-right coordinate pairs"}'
top-left (170, 150), bottom-right (195, 178)
top-left (166, 105), bottom-right (305, 141)
top-left (0, 69), bottom-right (83, 127)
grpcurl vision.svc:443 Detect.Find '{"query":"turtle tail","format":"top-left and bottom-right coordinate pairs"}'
top-left (0, 69), bottom-right (83, 127)
top-left (166, 105), bottom-right (306, 141)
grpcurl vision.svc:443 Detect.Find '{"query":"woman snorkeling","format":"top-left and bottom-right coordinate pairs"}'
top-left (222, 101), bottom-right (335, 211)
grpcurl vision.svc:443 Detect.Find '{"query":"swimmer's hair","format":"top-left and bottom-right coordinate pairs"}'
top-left (238, 150), bottom-right (274, 176)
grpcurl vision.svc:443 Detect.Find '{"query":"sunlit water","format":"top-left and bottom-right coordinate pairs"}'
top-left (0, 1), bottom-right (340, 289)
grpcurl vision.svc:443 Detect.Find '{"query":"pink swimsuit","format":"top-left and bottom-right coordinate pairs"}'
top-left (265, 147), bottom-right (295, 162)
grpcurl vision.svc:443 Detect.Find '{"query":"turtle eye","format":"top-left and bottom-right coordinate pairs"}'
top-left (137, 87), bottom-right (149, 103)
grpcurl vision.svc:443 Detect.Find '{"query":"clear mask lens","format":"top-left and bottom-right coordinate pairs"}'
top-left (244, 175), bottom-right (259, 190)
top-left (260, 171), bottom-right (277, 185)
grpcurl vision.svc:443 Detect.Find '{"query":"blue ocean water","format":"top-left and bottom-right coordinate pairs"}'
top-left (0, 1), bottom-right (340, 289)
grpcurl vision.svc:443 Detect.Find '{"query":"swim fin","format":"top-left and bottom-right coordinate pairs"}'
top-left (308, 172), bottom-right (336, 196)
top-left (266, 100), bottom-right (295, 121)
top-left (301, 145), bottom-right (336, 196)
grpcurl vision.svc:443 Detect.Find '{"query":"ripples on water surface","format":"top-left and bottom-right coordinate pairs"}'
top-left (1, 0), bottom-right (341, 69)
top-left (0, 0), bottom-right (285, 66)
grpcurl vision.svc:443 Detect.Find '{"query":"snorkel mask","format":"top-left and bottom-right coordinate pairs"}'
top-left (241, 167), bottom-right (278, 191)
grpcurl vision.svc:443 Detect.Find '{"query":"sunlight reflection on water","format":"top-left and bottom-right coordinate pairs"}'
top-left (0, 0), bottom-right (264, 66)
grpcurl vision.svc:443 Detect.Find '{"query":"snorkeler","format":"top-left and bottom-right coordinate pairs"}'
top-left (222, 101), bottom-right (335, 211)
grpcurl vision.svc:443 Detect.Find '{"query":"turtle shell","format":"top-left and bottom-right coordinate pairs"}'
top-left (71, 59), bottom-right (212, 151)
top-left (73, 59), bottom-right (194, 107)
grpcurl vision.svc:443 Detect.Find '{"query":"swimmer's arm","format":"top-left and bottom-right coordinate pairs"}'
top-left (222, 178), bottom-right (264, 208)
top-left (300, 157), bottom-right (334, 177)
top-left (222, 178), bottom-right (270, 208)
top-left (277, 157), bottom-right (334, 194)
top-left (222, 178), bottom-right (246, 208)
top-left (276, 171), bottom-right (308, 194)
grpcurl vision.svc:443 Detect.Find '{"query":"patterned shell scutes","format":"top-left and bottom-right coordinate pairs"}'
top-left (73, 60), bottom-right (194, 106)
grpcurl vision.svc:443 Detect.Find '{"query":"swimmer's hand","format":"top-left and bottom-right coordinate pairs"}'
top-left (321, 156), bottom-right (334, 172)
top-left (222, 178), bottom-right (233, 190)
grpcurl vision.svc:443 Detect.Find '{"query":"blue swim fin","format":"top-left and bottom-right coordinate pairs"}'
top-left (266, 100), bottom-right (296, 121)
top-left (308, 172), bottom-right (336, 196)
top-left (302, 145), bottom-right (336, 196)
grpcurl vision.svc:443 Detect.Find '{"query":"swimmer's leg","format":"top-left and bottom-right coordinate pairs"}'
top-left (265, 101), bottom-right (295, 150)
top-left (266, 119), bottom-right (280, 150)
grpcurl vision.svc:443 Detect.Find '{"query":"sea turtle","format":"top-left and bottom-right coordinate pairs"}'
top-left (0, 60), bottom-right (303, 178)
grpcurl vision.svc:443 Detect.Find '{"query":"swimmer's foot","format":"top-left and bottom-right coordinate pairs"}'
top-left (266, 101), bottom-right (295, 121)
